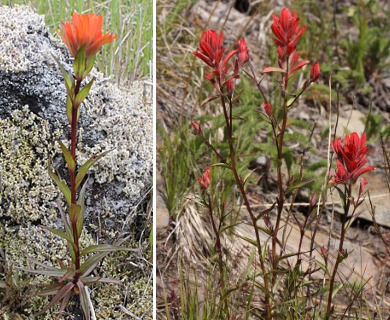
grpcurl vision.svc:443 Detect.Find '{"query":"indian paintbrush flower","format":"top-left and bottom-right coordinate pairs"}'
top-left (191, 121), bottom-right (202, 135)
top-left (263, 102), bottom-right (273, 117)
top-left (270, 8), bottom-right (306, 56)
top-left (197, 167), bottom-right (211, 193)
top-left (238, 38), bottom-right (249, 67)
top-left (264, 8), bottom-right (311, 85)
top-left (330, 132), bottom-right (375, 185)
top-left (310, 62), bottom-right (321, 82)
top-left (59, 11), bottom-right (117, 80)
top-left (193, 30), bottom-right (247, 94)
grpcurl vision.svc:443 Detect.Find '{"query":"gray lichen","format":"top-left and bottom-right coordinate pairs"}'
top-left (0, 5), bottom-right (49, 73)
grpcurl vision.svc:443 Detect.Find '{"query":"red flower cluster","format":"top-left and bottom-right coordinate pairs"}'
top-left (271, 8), bottom-right (306, 56)
top-left (310, 62), bottom-right (321, 82)
top-left (264, 8), bottom-right (320, 84)
top-left (193, 30), bottom-right (249, 93)
top-left (59, 12), bottom-right (117, 59)
top-left (197, 167), bottom-right (211, 193)
top-left (191, 121), bottom-right (202, 135)
top-left (330, 132), bottom-right (375, 185)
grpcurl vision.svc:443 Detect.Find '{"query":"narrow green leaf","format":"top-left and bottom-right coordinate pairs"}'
top-left (48, 159), bottom-right (71, 207)
top-left (211, 162), bottom-right (231, 170)
top-left (79, 252), bottom-right (107, 276)
top-left (51, 53), bottom-right (74, 91)
top-left (76, 179), bottom-right (88, 237)
top-left (254, 224), bottom-right (273, 236)
top-left (200, 95), bottom-right (219, 107)
top-left (58, 268), bottom-right (76, 283)
top-left (57, 202), bottom-right (72, 239)
top-left (287, 97), bottom-right (296, 107)
top-left (19, 267), bottom-right (67, 277)
top-left (69, 204), bottom-right (81, 225)
top-left (57, 202), bottom-right (75, 261)
top-left (283, 149), bottom-right (293, 175)
top-left (58, 140), bottom-right (75, 172)
top-left (238, 236), bottom-right (258, 247)
top-left (218, 222), bottom-right (242, 234)
top-left (75, 149), bottom-right (112, 190)
top-left (256, 203), bottom-right (276, 221)
top-left (79, 276), bottom-right (121, 285)
top-left (285, 177), bottom-right (315, 195)
top-left (84, 54), bottom-right (96, 77)
top-left (74, 46), bottom-right (86, 80)
top-left (80, 244), bottom-right (139, 256)
top-left (276, 251), bottom-right (302, 264)
top-left (75, 78), bottom-right (95, 106)
top-left (66, 96), bottom-right (73, 124)
top-left (79, 276), bottom-right (101, 285)
top-left (43, 226), bottom-right (72, 243)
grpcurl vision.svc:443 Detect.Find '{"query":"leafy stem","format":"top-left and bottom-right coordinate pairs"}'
top-left (218, 87), bottom-right (272, 320)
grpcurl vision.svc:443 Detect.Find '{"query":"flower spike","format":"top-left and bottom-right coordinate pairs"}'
top-left (330, 132), bottom-right (375, 185)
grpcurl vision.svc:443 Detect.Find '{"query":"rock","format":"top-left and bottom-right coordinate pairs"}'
top-left (156, 194), bottom-right (170, 230)
top-left (328, 173), bottom-right (390, 228)
top-left (0, 5), bottom-right (153, 229)
top-left (320, 106), bottom-right (366, 137)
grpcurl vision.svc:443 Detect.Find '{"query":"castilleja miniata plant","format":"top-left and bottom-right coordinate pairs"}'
top-left (192, 7), bottom-right (375, 319)
top-left (325, 132), bottom-right (374, 318)
top-left (22, 12), bottom-right (137, 319)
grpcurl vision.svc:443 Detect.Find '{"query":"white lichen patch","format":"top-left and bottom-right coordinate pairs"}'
top-left (0, 106), bottom-right (61, 223)
top-left (81, 76), bottom-right (153, 199)
top-left (92, 251), bottom-right (153, 320)
top-left (0, 5), bottom-right (55, 73)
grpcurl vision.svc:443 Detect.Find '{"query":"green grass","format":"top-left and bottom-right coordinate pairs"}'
top-left (2, 0), bottom-right (153, 84)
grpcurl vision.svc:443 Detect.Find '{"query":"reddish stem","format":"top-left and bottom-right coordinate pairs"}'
top-left (326, 185), bottom-right (351, 318)
top-left (206, 193), bottom-right (229, 318)
top-left (218, 89), bottom-right (272, 319)
top-left (70, 79), bottom-right (82, 276)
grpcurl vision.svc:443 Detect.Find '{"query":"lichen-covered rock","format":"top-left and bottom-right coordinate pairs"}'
top-left (0, 5), bottom-right (152, 319)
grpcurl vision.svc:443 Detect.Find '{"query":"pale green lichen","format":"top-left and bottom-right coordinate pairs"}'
top-left (0, 106), bottom-right (62, 224)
